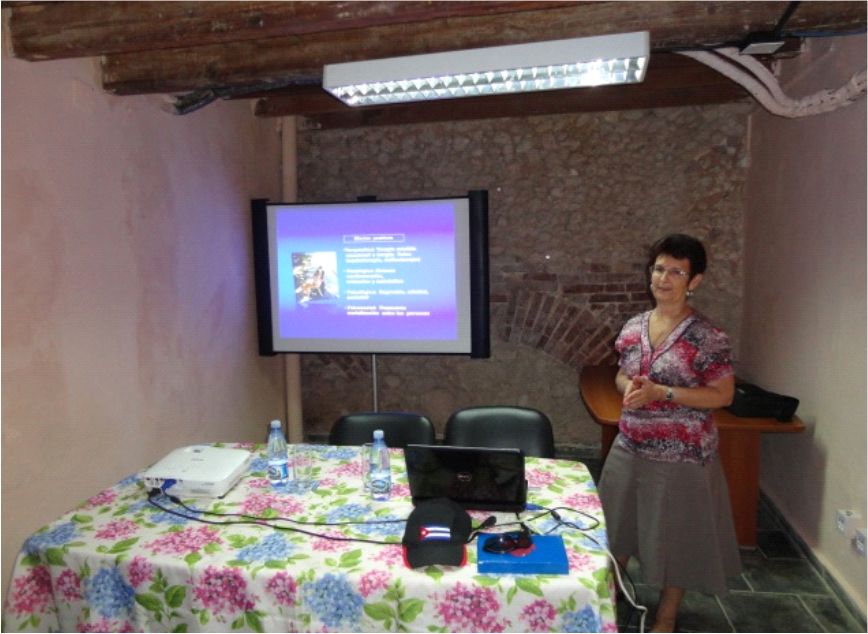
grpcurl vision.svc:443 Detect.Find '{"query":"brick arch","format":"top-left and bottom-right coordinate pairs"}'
top-left (490, 288), bottom-right (623, 368)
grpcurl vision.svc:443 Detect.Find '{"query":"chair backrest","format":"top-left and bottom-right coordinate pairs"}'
top-left (444, 406), bottom-right (555, 458)
top-left (329, 412), bottom-right (436, 448)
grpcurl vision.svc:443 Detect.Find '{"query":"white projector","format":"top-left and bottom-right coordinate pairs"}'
top-left (141, 445), bottom-right (253, 498)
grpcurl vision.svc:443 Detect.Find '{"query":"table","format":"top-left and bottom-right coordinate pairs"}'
top-left (579, 364), bottom-right (805, 547)
top-left (3, 443), bottom-right (616, 633)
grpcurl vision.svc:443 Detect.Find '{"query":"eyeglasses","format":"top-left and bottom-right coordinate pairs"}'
top-left (649, 264), bottom-right (690, 279)
top-left (482, 525), bottom-right (533, 554)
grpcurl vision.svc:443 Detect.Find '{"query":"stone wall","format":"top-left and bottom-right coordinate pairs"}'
top-left (296, 104), bottom-right (750, 446)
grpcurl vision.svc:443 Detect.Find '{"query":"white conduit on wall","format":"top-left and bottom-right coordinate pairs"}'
top-left (678, 47), bottom-right (867, 118)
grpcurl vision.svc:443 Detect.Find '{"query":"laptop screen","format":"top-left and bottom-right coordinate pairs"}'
top-left (404, 444), bottom-right (527, 512)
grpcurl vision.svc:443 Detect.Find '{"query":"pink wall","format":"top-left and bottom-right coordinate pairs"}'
top-left (1, 53), bottom-right (286, 600)
top-left (741, 35), bottom-right (867, 610)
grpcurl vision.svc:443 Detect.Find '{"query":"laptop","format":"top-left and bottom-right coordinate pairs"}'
top-left (404, 444), bottom-right (527, 512)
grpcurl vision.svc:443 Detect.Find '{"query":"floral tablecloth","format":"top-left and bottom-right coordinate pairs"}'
top-left (3, 443), bottom-right (616, 633)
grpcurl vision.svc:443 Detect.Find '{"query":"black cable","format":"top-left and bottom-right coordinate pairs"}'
top-left (164, 491), bottom-right (407, 527)
top-left (147, 493), bottom-right (400, 545)
top-left (147, 489), bottom-right (498, 546)
top-left (773, 2), bottom-right (801, 37)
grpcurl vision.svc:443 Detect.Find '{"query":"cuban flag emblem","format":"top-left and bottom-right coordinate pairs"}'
top-left (419, 524), bottom-right (451, 541)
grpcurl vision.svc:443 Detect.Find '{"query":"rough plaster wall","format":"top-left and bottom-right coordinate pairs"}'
top-left (297, 105), bottom-right (750, 442)
top-left (1, 53), bottom-right (285, 601)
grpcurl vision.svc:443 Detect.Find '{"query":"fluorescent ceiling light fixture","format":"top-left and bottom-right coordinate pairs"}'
top-left (323, 31), bottom-right (650, 107)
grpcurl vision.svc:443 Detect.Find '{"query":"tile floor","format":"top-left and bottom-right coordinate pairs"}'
top-left (575, 454), bottom-right (865, 633)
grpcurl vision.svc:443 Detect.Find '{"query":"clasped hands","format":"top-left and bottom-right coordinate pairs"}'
top-left (622, 375), bottom-right (665, 409)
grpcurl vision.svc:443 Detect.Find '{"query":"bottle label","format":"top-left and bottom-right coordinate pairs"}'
top-left (370, 470), bottom-right (391, 498)
top-left (268, 462), bottom-right (289, 482)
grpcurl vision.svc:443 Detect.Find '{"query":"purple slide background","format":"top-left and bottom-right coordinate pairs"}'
top-left (274, 201), bottom-right (460, 341)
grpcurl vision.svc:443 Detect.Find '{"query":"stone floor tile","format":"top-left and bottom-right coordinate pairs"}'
top-left (719, 592), bottom-right (823, 632)
top-left (676, 591), bottom-right (732, 633)
top-left (799, 594), bottom-right (866, 633)
top-left (741, 556), bottom-right (829, 595)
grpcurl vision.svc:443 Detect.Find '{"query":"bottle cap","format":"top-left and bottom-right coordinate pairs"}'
top-left (270, 420), bottom-right (282, 429)
top-left (373, 429), bottom-right (384, 440)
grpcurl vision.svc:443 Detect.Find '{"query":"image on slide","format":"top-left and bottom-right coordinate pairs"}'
top-left (292, 251), bottom-right (339, 305)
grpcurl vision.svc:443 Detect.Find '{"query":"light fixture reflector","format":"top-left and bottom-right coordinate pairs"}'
top-left (323, 32), bottom-right (650, 107)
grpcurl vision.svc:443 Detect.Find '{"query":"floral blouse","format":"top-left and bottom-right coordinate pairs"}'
top-left (614, 310), bottom-right (734, 464)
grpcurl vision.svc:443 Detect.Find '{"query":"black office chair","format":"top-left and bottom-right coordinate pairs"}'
top-left (444, 406), bottom-right (556, 458)
top-left (329, 412), bottom-right (436, 448)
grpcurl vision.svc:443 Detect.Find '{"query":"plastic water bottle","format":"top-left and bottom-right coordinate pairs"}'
top-left (369, 429), bottom-right (391, 501)
top-left (267, 419), bottom-right (289, 488)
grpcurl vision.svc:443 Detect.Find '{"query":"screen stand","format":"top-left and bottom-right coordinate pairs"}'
top-left (371, 353), bottom-right (379, 412)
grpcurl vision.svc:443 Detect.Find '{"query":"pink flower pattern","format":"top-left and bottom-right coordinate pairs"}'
top-left (76, 618), bottom-right (135, 632)
top-left (193, 566), bottom-right (256, 614)
top-left (312, 531), bottom-right (352, 552)
top-left (9, 565), bottom-right (53, 615)
top-left (526, 469), bottom-right (558, 488)
top-left (266, 572), bottom-right (297, 607)
top-left (566, 549), bottom-right (593, 572)
top-left (94, 519), bottom-right (138, 541)
top-left (240, 493), bottom-right (304, 517)
top-left (358, 570), bottom-right (390, 598)
top-left (521, 599), bottom-right (557, 632)
top-left (372, 545), bottom-right (404, 567)
top-left (146, 525), bottom-right (222, 555)
top-left (126, 556), bottom-right (154, 589)
top-left (5, 444), bottom-right (615, 632)
top-left (563, 492), bottom-right (602, 510)
top-left (390, 483), bottom-right (411, 498)
top-left (56, 569), bottom-right (83, 601)
top-left (84, 489), bottom-right (117, 508)
top-left (436, 582), bottom-right (510, 632)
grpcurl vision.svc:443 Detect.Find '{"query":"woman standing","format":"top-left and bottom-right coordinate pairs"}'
top-left (598, 234), bottom-right (741, 632)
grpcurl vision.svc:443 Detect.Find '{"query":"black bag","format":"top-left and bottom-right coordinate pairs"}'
top-left (727, 383), bottom-right (799, 422)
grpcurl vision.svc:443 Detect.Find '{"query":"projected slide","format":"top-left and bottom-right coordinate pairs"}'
top-left (270, 200), bottom-right (469, 346)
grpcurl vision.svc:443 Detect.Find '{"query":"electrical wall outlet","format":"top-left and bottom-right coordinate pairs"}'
top-left (855, 529), bottom-right (866, 557)
top-left (836, 510), bottom-right (861, 537)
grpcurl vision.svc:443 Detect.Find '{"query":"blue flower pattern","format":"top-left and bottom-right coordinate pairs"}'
top-left (326, 503), bottom-right (370, 524)
top-left (561, 606), bottom-right (603, 632)
top-left (238, 532), bottom-right (294, 562)
top-left (6, 446), bottom-right (616, 632)
top-left (84, 567), bottom-right (135, 619)
top-left (23, 522), bottom-right (77, 554)
top-left (248, 456), bottom-right (270, 473)
top-left (353, 515), bottom-right (405, 537)
top-left (300, 573), bottom-right (363, 629)
top-left (319, 446), bottom-right (356, 460)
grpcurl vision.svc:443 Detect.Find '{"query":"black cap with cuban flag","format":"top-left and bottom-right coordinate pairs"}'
top-left (402, 498), bottom-right (472, 568)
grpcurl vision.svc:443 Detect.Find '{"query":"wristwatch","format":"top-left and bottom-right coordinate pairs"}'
top-left (665, 387), bottom-right (674, 402)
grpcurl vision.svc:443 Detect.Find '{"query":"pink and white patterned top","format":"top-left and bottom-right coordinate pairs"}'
top-left (614, 310), bottom-right (734, 465)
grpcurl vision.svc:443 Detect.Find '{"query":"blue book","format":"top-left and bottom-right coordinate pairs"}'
top-left (476, 534), bottom-right (570, 575)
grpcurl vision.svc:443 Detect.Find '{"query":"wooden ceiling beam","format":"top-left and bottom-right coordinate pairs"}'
top-left (99, 1), bottom-right (866, 96)
top-left (7, 1), bottom-right (572, 61)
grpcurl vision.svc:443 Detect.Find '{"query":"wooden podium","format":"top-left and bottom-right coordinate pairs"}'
top-left (579, 364), bottom-right (805, 546)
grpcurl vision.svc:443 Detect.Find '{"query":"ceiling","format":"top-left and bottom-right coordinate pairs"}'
top-left (6, 1), bottom-right (866, 129)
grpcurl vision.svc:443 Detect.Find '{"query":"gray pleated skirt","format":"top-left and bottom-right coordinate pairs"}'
top-left (598, 443), bottom-right (742, 595)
